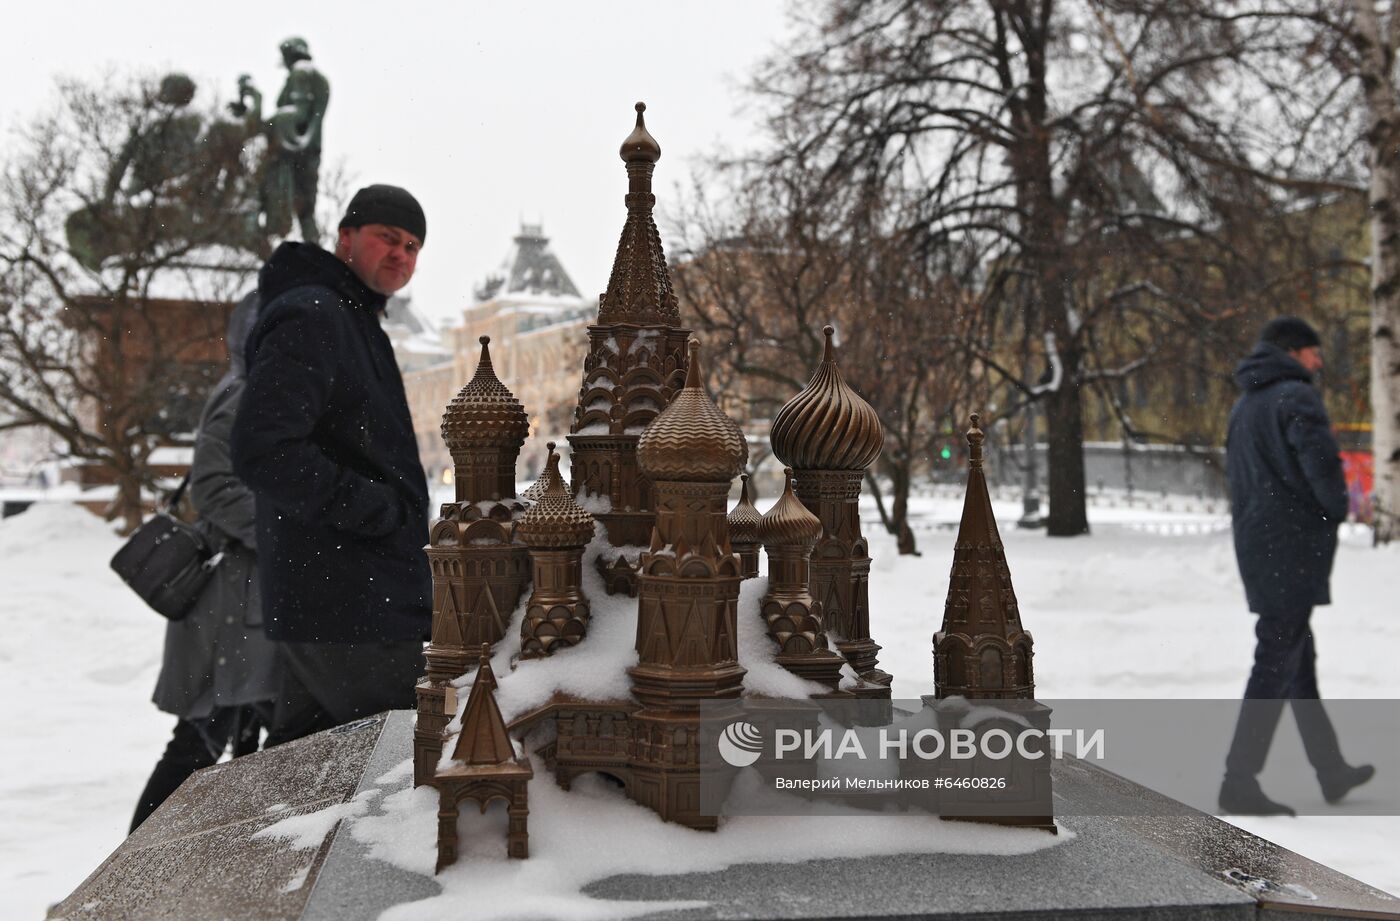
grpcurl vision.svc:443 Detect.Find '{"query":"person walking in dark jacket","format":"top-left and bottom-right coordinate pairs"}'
top-left (231, 184), bottom-right (430, 746)
top-left (132, 293), bottom-right (278, 831)
top-left (1220, 316), bottom-right (1373, 815)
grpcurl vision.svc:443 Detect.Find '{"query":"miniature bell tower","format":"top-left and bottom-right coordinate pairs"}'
top-left (934, 414), bottom-right (1035, 698)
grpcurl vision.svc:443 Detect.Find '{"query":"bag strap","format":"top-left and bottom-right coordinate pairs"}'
top-left (166, 469), bottom-right (235, 562)
top-left (165, 471), bottom-right (193, 514)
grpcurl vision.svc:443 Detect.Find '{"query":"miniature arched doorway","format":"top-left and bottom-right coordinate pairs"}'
top-left (979, 645), bottom-right (1003, 689)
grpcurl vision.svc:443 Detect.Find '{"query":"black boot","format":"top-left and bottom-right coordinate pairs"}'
top-left (1219, 773), bottom-right (1296, 816)
top-left (1319, 764), bottom-right (1374, 805)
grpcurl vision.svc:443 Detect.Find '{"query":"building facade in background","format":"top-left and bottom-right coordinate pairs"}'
top-left (401, 224), bottom-right (593, 486)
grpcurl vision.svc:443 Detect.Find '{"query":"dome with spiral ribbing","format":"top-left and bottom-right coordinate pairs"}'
top-left (638, 338), bottom-right (746, 483)
top-left (770, 325), bottom-right (883, 471)
top-left (726, 474), bottom-right (762, 544)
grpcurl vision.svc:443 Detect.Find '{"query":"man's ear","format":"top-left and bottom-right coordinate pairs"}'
top-left (334, 226), bottom-right (354, 259)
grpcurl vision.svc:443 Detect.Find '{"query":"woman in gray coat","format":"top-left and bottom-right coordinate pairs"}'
top-left (131, 294), bottom-right (278, 831)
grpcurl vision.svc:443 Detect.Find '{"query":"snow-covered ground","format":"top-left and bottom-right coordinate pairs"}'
top-left (1, 495), bottom-right (1397, 919)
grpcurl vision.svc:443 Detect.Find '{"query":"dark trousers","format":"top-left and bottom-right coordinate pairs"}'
top-left (131, 705), bottom-right (264, 833)
top-left (1225, 607), bottom-right (1345, 779)
top-left (264, 640), bottom-right (424, 748)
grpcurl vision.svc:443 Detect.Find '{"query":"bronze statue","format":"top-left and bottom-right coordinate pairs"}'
top-left (65, 74), bottom-right (210, 269)
top-left (67, 36), bottom-right (329, 268)
top-left (231, 37), bottom-right (329, 246)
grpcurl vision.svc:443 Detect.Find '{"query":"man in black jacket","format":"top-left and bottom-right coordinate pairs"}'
top-left (1220, 316), bottom-right (1373, 814)
top-left (232, 184), bottom-right (430, 744)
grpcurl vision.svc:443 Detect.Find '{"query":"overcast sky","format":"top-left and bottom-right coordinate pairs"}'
top-left (5, 1), bottom-right (793, 322)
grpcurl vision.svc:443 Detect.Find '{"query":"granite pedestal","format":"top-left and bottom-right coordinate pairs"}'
top-left (51, 711), bottom-right (1400, 921)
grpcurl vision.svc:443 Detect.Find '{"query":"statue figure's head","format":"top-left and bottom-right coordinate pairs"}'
top-left (280, 37), bottom-right (311, 68)
top-left (157, 73), bottom-right (196, 108)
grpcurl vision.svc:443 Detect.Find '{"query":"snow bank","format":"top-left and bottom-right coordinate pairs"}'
top-left (280, 752), bottom-right (1064, 921)
top-left (452, 524), bottom-right (826, 731)
top-left (4, 495), bottom-right (1399, 919)
top-left (0, 503), bottom-right (171, 919)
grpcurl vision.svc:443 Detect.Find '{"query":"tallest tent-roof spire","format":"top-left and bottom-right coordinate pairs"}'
top-left (597, 102), bottom-right (680, 326)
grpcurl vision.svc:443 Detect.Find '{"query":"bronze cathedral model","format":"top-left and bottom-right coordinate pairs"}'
top-left (413, 104), bottom-right (1053, 863)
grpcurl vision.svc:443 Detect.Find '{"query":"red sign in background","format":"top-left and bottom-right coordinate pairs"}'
top-left (1340, 450), bottom-right (1374, 523)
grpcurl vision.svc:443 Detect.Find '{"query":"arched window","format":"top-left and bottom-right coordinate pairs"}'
top-left (979, 646), bottom-right (1003, 689)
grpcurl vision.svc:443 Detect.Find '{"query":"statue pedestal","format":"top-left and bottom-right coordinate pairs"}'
top-left (54, 711), bottom-right (1400, 921)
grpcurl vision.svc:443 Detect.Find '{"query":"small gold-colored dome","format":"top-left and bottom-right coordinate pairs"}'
top-left (757, 468), bottom-right (822, 547)
top-left (441, 336), bottom-right (529, 453)
top-left (770, 325), bottom-right (883, 471)
top-left (517, 444), bottom-right (595, 548)
top-left (638, 339), bottom-right (747, 482)
top-left (726, 474), bottom-right (762, 544)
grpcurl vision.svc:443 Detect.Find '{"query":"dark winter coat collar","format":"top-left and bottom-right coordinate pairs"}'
top-left (1233, 341), bottom-right (1312, 392)
top-left (257, 241), bottom-right (388, 314)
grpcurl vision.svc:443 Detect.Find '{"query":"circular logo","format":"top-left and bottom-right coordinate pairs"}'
top-left (717, 720), bottom-right (764, 767)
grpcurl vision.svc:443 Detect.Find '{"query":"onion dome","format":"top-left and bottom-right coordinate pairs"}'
top-left (441, 336), bottom-right (530, 452)
top-left (726, 474), bottom-right (762, 544)
top-left (517, 443), bottom-right (595, 548)
top-left (638, 338), bottom-right (747, 482)
top-left (758, 468), bottom-right (823, 548)
top-left (770, 325), bottom-right (883, 471)
top-left (620, 101), bottom-right (661, 162)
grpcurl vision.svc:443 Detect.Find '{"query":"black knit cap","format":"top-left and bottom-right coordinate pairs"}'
top-left (339, 184), bottom-right (426, 243)
top-left (1260, 316), bottom-right (1321, 352)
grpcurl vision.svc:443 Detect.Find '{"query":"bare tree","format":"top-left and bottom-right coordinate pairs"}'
top-left (0, 75), bottom-right (260, 530)
top-left (1150, 1), bottom-right (1400, 541)
top-left (1344, 0), bottom-right (1400, 542)
top-left (753, 0), bottom-right (1355, 535)
top-left (1289, 0), bottom-right (1400, 542)
top-left (672, 161), bottom-right (977, 554)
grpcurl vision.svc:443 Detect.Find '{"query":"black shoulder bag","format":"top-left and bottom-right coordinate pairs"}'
top-left (109, 473), bottom-right (223, 621)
